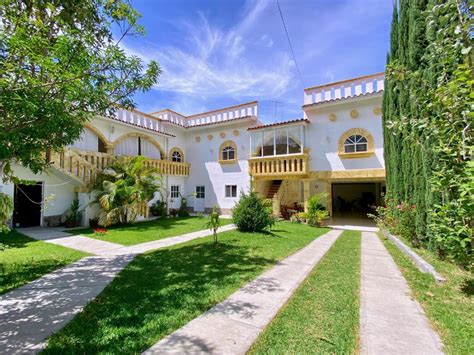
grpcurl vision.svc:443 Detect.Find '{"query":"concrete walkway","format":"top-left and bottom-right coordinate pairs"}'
top-left (0, 224), bottom-right (236, 353)
top-left (144, 229), bottom-right (343, 354)
top-left (19, 224), bottom-right (236, 256)
top-left (360, 231), bottom-right (443, 354)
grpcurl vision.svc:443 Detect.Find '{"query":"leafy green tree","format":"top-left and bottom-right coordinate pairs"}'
top-left (0, 0), bottom-right (160, 231)
top-left (206, 206), bottom-right (222, 244)
top-left (383, 0), bottom-right (472, 266)
top-left (93, 156), bottom-right (162, 227)
top-left (0, 0), bottom-right (160, 175)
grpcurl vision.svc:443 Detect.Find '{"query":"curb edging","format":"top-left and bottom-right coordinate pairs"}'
top-left (382, 230), bottom-right (446, 283)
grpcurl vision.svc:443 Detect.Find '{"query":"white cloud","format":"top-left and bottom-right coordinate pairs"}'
top-left (121, 0), bottom-right (296, 101)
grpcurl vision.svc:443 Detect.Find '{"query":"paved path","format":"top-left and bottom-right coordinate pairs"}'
top-left (360, 231), bottom-right (443, 355)
top-left (0, 224), bottom-right (236, 353)
top-left (144, 229), bottom-right (343, 355)
top-left (19, 224), bottom-right (236, 256)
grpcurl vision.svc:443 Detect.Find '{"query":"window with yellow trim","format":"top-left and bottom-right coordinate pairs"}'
top-left (343, 134), bottom-right (368, 153)
top-left (338, 128), bottom-right (374, 158)
top-left (219, 140), bottom-right (237, 163)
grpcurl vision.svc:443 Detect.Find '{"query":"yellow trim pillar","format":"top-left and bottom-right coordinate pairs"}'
top-left (303, 180), bottom-right (311, 213)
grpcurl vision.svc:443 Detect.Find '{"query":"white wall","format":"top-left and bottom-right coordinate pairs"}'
top-left (1, 164), bottom-right (77, 225)
top-left (304, 96), bottom-right (384, 172)
top-left (184, 122), bottom-right (252, 211)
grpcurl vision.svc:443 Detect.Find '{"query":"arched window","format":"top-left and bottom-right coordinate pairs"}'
top-left (169, 147), bottom-right (184, 163)
top-left (343, 134), bottom-right (368, 153)
top-left (222, 146), bottom-right (235, 160)
top-left (219, 140), bottom-right (237, 163)
top-left (171, 151), bottom-right (182, 162)
top-left (338, 128), bottom-right (374, 158)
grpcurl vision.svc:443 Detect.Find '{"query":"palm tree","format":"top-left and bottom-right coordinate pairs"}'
top-left (92, 156), bottom-right (162, 227)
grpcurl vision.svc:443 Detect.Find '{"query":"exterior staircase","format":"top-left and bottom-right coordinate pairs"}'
top-left (266, 180), bottom-right (282, 199)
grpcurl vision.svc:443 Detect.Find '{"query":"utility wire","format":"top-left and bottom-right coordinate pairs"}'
top-left (276, 0), bottom-right (306, 88)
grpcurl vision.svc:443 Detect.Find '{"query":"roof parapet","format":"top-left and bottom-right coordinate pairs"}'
top-left (303, 72), bottom-right (385, 106)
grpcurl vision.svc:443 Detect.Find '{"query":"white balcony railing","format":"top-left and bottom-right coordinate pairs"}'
top-left (186, 101), bottom-right (258, 127)
top-left (304, 73), bottom-right (385, 106)
top-left (113, 108), bottom-right (167, 133)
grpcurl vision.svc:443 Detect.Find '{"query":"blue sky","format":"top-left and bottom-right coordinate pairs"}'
top-left (122, 0), bottom-right (393, 123)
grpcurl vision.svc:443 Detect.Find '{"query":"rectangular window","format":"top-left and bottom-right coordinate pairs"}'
top-left (275, 128), bottom-right (288, 155)
top-left (170, 185), bottom-right (180, 198)
top-left (288, 125), bottom-right (302, 154)
top-left (262, 130), bottom-right (274, 156)
top-left (250, 131), bottom-right (263, 157)
top-left (225, 185), bottom-right (237, 198)
top-left (196, 186), bottom-right (205, 199)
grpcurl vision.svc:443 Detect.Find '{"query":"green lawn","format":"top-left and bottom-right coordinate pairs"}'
top-left (249, 230), bottom-right (361, 354)
top-left (71, 216), bottom-right (234, 246)
top-left (0, 231), bottom-right (88, 295)
top-left (44, 222), bottom-right (330, 354)
top-left (380, 233), bottom-right (474, 354)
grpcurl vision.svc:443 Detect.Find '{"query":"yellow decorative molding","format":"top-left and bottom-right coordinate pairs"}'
top-left (350, 109), bottom-right (359, 119)
top-left (373, 106), bottom-right (382, 115)
top-left (218, 140), bottom-right (238, 164)
top-left (112, 132), bottom-right (166, 159)
top-left (169, 147), bottom-right (184, 162)
top-left (207, 134), bottom-right (213, 141)
top-left (338, 128), bottom-right (374, 158)
top-left (195, 136), bottom-right (201, 143)
top-left (252, 168), bottom-right (386, 182)
top-left (83, 123), bottom-right (112, 148)
top-left (249, 153), bottom-right (309, 178)
top-left (233, 129), bottom-right (240, 136)
top-left (219, 132), bottom-right (226, 138)
top-left (309, 169), bottom-right (386, 181)
top-left (329, 113), bottom-right (337, 122)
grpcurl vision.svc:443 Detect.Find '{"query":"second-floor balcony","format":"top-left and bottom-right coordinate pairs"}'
top-left (50, 147), bottom-right (190, 187)
top-left (248, 120), bottom-right (309, 178)
top-left (249, 153), bottom-right (309, 178)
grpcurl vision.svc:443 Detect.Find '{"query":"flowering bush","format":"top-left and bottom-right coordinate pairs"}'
top-left (94, 228), bottom-right (108, 237)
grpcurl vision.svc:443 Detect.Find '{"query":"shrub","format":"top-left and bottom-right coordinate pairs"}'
top-left (178, 196), bottom-right (189, 217)
top-left (232, 191), bottom-right (274, 232)
top-left (150, 200), bottom-right (166, 217)
top-left (206, 206), bottom-right (221, 244)
top-left (306, 193), bottom-right (328, 226)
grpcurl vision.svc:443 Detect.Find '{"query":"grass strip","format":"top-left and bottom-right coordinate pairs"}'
top-left (71, 216), bottom-right (234, 246)
top-left (249, 230), bottom-right (361, 354)
top-left (0, 231), bottom-right (88, 295)
top-left (44, 222), bottom-right (330, 354)
top-left (380, 233), bottom-right (473, 354)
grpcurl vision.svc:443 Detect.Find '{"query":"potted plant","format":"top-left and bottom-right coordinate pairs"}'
top-left (65, 199), bottom-right (82, 228)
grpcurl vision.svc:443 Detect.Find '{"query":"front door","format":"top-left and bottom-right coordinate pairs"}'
top-left (194, 186), bottom-right (205, 212)
top-left (13, 183), bottom-right (43, 228)
top-left (169, 185), bottom-right (181, 210)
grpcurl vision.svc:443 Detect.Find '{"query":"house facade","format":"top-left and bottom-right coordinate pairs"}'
top-left (1, 72), bottom-right (386, 228)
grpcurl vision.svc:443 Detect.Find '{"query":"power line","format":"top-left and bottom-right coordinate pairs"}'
top-left (276, 0), bottom-right (306, 88)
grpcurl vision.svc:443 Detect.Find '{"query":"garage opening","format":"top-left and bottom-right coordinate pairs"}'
top-left (331, 182), bottom-right (384, 219)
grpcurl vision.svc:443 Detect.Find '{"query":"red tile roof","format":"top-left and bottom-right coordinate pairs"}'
top-left (247, 118), bottom-right (309, 131)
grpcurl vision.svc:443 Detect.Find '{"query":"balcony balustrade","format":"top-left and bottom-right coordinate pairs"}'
top-left (249, 153), bottom-right (309, 178)
top-left (50, 147), bottom-right (190, 188)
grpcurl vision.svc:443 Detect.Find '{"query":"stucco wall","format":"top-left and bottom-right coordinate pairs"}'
top-left (304, 95), bottom-right (384, 172)
top-left (184, 122), bottom-right (252, 211)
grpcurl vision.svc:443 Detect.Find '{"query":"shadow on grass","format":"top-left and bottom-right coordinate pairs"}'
top-left (44, 239), bottom-right (277, 354)
top-left (0, 258), bottom-right (74, 295)
top-left (0, 230), bottom-right (37, 251)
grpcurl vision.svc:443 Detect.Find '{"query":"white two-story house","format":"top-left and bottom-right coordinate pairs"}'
top-left (0, 72), bottom-right (386, 227)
